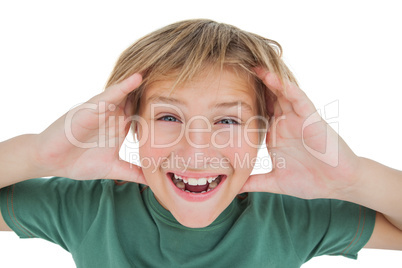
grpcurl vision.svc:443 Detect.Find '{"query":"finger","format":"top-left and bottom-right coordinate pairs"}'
top-left (239, 172), bottom-right (283, 194)
top-left (256, 69), bottom-right (316, 118)
top-left (266, 73), bottom-right (317, 117)
top-left (123, 92), bottom-right (135, 116)
top-left (256, 68), bottom-right (294, 116)
top-left (272, 96), bottom-right (283, 117)
top-left (106, 160), bottom-right (147, 185)
top-left (90, 73), bottom-right (143, 106)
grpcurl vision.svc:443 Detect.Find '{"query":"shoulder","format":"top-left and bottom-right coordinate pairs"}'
top-left (1, 178), bottom-right (145, 213)
top-left (247, 193), bottom-right (375, 261)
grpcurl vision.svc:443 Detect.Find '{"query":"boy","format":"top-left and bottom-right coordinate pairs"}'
top-left (0, 19), bottom-right (401, 267)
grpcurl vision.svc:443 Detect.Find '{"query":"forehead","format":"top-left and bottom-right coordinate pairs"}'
top-left (143, 68), bottom-right (256, 110)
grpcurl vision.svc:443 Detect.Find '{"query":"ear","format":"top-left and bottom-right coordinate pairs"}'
top-left (133, 123), bottom-right (139, 142)
top-left (265, 87), bottom-right (276, 118)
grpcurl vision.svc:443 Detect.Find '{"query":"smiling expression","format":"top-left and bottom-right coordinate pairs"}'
top-left (136, 68), bottom-right (261, 228)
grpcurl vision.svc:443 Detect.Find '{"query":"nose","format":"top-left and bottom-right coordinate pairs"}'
top-left (174, 116), bottom-right (220, 169)
top-left (185, 115), bottom-right (211, 148)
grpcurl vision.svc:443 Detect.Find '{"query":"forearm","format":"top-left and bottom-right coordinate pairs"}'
top-left (0, 134), bottom-right (47, 188)
top-left (341, 157), bottom-right (402, 230)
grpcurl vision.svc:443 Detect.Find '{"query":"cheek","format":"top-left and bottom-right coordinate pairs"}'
top-left (139, 146), bottom-right (170, 170)
top-left (211, 125), bottom-right (260, 148)
top-left (138, 146), bottom-right (172, 190)
top-left (220, 131), bottom-right (259, 173)
top-left (224, 146), bottom-right (258, 173)
top-left (137, 120), bottom-right (184, 148)
top-left (137, 123), bottom-right (172, 175)
top-left (211, 126), bottom-right (241, 148)
top-left (153, 122), bottom-right (184, 147)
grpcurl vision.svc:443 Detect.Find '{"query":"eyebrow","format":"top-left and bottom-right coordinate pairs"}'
top-left (147, 95), bottom-right (253, 112)
top-left (147, 95), bottom-right (185, 105)
top-left (213, 101), bottom-right (253, 113)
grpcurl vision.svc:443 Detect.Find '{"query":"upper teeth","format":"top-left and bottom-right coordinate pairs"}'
top-left (173, 174), bottom-right (219, 186)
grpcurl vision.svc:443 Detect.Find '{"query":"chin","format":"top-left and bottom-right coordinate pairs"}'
top-left (168, 203), bottom-right (224, 228)
top-left (175, 213), bottom-right (218, 228)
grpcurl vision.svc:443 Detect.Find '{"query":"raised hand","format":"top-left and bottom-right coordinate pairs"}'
top-left (241, 70), bottom-right (361, 199)
top-left (34, 73), bottom-right (145, 184)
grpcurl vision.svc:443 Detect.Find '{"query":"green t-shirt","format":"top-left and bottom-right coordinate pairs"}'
top-left (0, 177), bottom-right (375, 267)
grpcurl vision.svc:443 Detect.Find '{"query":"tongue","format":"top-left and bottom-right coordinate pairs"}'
top-left (185, 184), bottom-right (209, 193)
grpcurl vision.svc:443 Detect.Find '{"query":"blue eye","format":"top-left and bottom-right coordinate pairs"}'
top-left (158, 115), bottom-right (181, 123)
top-left (218, 118), bottom-right (239, 125)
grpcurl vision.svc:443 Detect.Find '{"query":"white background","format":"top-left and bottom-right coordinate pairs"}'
top-left (0, 0), bottom-right (401, 267)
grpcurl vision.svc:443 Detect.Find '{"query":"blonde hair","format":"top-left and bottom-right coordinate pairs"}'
top-left (106, 19), bottom-right (297, 144)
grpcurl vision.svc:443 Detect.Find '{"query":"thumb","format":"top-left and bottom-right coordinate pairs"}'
top-left (106, 160), bottom-right (147, 185)
top-left (239, 172), bottom-right (282, 194)
top-left (90, 73), bottom-right (143, 106)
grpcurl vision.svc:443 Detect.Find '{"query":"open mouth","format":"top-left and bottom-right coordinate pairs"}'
top-left (168, 173), bottom-right (224, 194)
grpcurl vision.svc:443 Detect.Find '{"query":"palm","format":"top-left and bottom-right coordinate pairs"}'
top-left (242, 72), bottom-right (360, 199)
top-left (35, 74), bottom-right (145, 184)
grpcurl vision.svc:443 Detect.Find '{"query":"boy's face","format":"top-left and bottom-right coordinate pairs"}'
top-left (137, 68), bottom-right (260, 228)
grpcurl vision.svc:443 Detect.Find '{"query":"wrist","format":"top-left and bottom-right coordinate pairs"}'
top-left (29, 133), bottom-right (54, 177)
top-left (336, 157), bottom-right (402, 219)
top-left (330, 156), bottom-right (374, 204)
top-left (18, 133), bottom-right (53, 179)
top-left (0, 134), bottom-right (49, 188)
